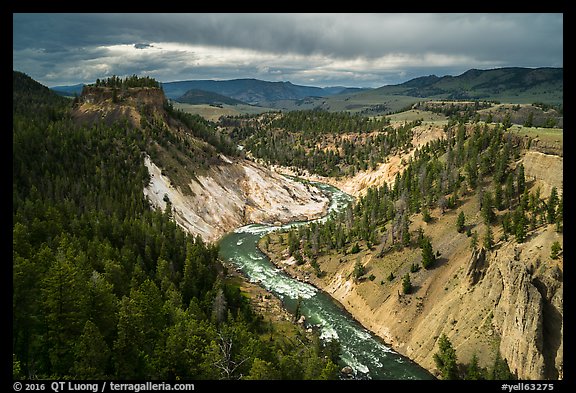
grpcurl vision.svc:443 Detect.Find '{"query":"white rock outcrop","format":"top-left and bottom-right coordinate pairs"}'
top-left (143, 155), bottom-right (329, 243)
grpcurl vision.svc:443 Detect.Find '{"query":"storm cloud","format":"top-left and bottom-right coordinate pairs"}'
top-left (13, 13), bottom-right (563, 88)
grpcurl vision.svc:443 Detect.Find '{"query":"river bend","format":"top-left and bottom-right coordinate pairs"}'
top-left (218, 181), bottom-right (433, 380)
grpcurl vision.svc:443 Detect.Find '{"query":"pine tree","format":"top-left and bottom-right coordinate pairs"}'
top-left (516, 164), bottom-right (526, 199)
top-left (319, 359), bottom-right (340, 380)
top-left (483, 225), bottom-right (494, 251)
top-left (502, 114), bottom-right (512, 129)
top-left (84, 271), bottom-right (119, 342)
top-left (505, 173), bottom-right (515, 210)
top-left (550, 241), bottom-right (562, 260)
top-left (465, 352), bottom-right (485, 380)
top-left (294, 296), bottom-right (303, 323)
top-left (245, 358), bottom-right (281, 380)
top-left (416, 227), bottom-right (425, 246)
top-left (482, 191), bottom-right (495, 225)
top-left (181, 242), bottom-right (198, 306)
top-left (212, 286), bottom-right (228, 326)
top-left (470, 231), bottom-right (479, 251)
top-left (514, 208), bottom-right (527, 243)
top-left (547, 187), bottom-right (558, 224)
top-left (555, 192), bottom-right (563, 233)
top-left (422, 205), bottom-right (432, 223)
top-left (465, 161), bottom-right (478, 190)
top-left (501, 213), bottom-right (511, 241)
top-left (113, 297), bottom-right (147, 379)
top-left (41, 239), bottom-right (90, 376)
top-left (421, 237), bottom-right (436, 269)
top-left (402, 217), bottom-right (411, 247)
top-left (490, 351), bottom-right (515, 380)
top-left (494, 184), bottom-right (503, 211)
top-left (288, 230), bottom-right (300, 256)
top-left (456, 211), bottom-right (465, 233)
top-left (402, 273), bottom-right (412, 294)
top-left (524, 112), bottom-right (534, 127)
top-left (72, 320), bottom-right (111, 379)
top-left (433, 334), bottom-right (459, 380)
top-left (353, 259), bottom-right (365, 280)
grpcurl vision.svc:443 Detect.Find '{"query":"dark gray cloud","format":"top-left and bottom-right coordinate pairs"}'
top-left (13, 13), bottom-right (563, 88)
top-left (134, 43), bottom-right (153, 49)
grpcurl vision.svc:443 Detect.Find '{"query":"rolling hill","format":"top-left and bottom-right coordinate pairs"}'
top-left (175, 88), bottom-right (248, 106)
top-left (50, 83), bottom-right (85, 97)
top-left (318, 67), bottom-right (563, 114)
top-left (382, 67), bottom-right (563, 101)
top-left (13, 71), bottom-right (71, 117)
top-left (160, 78), bottom-right (355, 104)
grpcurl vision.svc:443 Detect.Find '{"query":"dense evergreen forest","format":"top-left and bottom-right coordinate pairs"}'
top-left (93, 74), bottom-right (161, 89)
top-left (12, 71), bottom-right (340, 380)
top-left (222, 110), bottom-right (413, 177)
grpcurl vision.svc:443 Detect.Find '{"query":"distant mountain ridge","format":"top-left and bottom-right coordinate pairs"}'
top-left (372, 67), bottom-right (563, 102)
top-left (50, 79), bottom-right (362, 104)
top-left (175, 89), bottom-right (249, 106)
top-left (50, 83), bottom-right (85, 97)
top-left (160, 78), bottom-right (356, 104)
top-left (48, 67), bottom-right (562, 110)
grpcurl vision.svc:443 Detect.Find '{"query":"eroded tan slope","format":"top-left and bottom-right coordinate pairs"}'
top-left (143, 154), bottom-right (329, 243)
top-left (522, 151), bottom-right (563, 197)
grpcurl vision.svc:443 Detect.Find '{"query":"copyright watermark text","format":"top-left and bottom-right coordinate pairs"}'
top-left (501, 383), bottom-right (554, 392)
top-left (13, 382), bottom-right (195, 393)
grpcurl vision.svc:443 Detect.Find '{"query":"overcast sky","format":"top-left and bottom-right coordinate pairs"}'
top-left (13, 13), bottom-right (563, 88)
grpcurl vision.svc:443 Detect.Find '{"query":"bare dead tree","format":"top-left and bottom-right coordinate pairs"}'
top-left (212, 288), bottom-right (227, 325)
top-left (213, 331), bottom-right (251, 380)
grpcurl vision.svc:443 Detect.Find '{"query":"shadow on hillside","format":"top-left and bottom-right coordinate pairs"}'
top-left (426, 256), bottom-right (449, 271)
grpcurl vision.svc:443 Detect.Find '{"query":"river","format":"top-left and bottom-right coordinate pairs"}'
top-left (218, 181), bottom-right (434, 380)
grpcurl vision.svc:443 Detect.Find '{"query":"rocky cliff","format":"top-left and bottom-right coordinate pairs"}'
top-left (143, 154), bottom-right (329, 243)
top-left (476, 237), bottom-right (563, 379)
top-left (521, 151), bottom-right (563, 197)
top-left (73, 85), bottom-right (166, 128)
